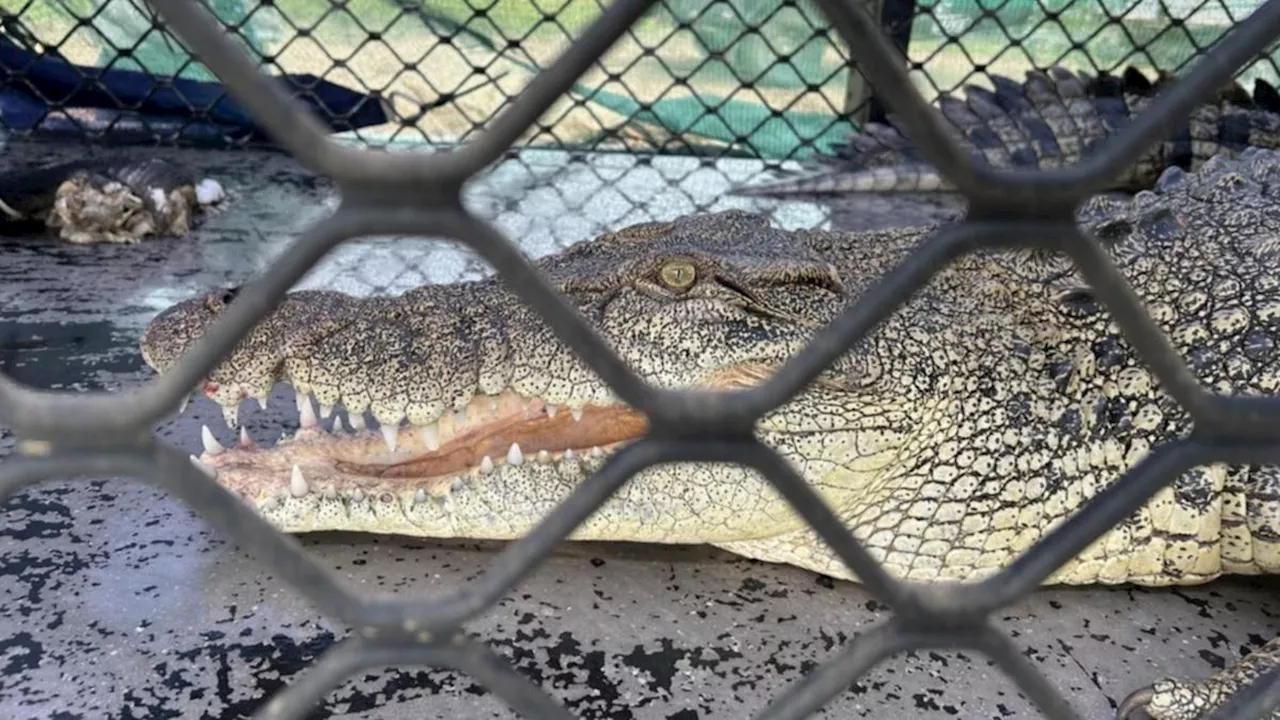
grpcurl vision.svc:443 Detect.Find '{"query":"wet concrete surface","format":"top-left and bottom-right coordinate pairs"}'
top-left (1, 138), bottom-right (1278, 720)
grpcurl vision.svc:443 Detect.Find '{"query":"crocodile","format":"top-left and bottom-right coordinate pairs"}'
top-left (734, 64), bottom-right (1280, 200)
top-left (139, 148), bottom-right (1280, 719)
top-left (0, 155), bottom-right (226, 244)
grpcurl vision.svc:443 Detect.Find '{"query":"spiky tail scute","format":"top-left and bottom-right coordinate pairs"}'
top-left (735, 65), bottom-right (1280, 198)
top-left (733, 163), bottom-right (950, 196)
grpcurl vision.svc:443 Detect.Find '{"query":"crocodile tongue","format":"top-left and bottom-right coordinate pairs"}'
top-left (335, 404), bottom-right (649, 479)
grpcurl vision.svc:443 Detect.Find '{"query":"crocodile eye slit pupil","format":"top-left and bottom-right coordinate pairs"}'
top-left (659, 261), bottom-right (696, 290)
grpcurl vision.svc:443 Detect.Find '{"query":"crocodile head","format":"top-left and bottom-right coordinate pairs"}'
top-left (141, 145), bottom-right (1280, 587)
top-left (140, 210), bottom-right (925, 546)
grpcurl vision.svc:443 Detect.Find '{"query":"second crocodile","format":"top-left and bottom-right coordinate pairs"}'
top-left (736, 65), bottom-right (1280, 199)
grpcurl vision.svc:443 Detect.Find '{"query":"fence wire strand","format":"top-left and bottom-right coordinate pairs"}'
top-left (3, 0), bottom-right (1280, 718)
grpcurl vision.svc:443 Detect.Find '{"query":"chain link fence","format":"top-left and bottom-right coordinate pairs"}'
top-left (903, 0), bottom-right (1279, 97)
top-left (4, 0), bottom-right (1280, 718)
top-left (1, 0), bottom-right (1277, 163)
top-left (0, 0), bottom-right (865, 159)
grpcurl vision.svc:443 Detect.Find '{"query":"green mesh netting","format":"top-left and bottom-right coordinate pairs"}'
top-left (1, 0), bottom-right (1277, 160)
top-left (910, 0), bottom-right (1279, 90)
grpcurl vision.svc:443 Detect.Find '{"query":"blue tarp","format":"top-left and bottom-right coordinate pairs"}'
top-left (0, 29), bottom-right (389, 147)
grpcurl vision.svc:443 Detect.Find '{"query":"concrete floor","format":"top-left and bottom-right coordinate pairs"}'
top-left (0, 138), bottom-right (1277, 720)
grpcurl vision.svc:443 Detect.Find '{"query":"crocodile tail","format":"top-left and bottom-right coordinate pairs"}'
top-left (735, 64), bottom-right (1118, 199)
top-left (732, 163), bottom-right (952, 196)
top-left (1067, 66), bottom-right (1280, 188)
top-left (823, 64), bottom-right (1103, 175)
top-left (736, 64), bottom-right (1280, 200)
top-left (1141, 76), bottom-right (1280, 185)
top-left (829, 117), bottom-right (922, 168)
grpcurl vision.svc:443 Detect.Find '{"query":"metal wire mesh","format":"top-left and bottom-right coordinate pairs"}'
top-left (4, 0), bottom-right (1280, 719)
top-left (897, 0), bottom-right (1274, 100)
top-left (0, 0), bottom-right (869, 160)
top-left (3, 0), bottom-right (1275, 166)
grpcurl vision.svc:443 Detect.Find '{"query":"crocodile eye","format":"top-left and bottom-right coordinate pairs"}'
top-left (658, 260), bottom-right (696, 290)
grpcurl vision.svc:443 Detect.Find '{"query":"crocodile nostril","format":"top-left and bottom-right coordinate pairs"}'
top-left (205, 286), bottom-right (241, 311)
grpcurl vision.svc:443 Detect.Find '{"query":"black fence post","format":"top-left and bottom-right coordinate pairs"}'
top-left (869, 0), bottom-right (918, 124)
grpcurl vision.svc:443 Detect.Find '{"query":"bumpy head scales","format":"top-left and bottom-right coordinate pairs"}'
top-left (140, 210), bottom-right (876, 542)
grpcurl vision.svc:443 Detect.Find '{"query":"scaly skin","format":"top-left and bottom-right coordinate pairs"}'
top-left (141, 149), bottom-right (1280, 719)
top-left (735, 65), bottom-right (1280, 198)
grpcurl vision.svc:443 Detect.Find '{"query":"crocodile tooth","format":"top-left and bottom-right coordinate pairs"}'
top-left (507, 443), bottom-right (524, 467)
top-left (289, 465), bottom-right (309, 497)
top-left (422, 425), bottom-right (439, 451)
top-left (298, 395), bottom-right (318, 428)
top-left (350, 413), bottom-right (366, 431)
top-left (381, 424), bottom-right (398, 453)
top-left (588, 446), bottom-right (603, 459)
top-left (452, 476), bottom-right (464, 492)
top-left (562, 448), bottom-right (576, 462)
top-left (480, 455), bottom-right (494, 474)
top-left (238, 427), bottom-right (254, 448)
top-left (188, 455), bottom-right (215, 478)
top-left (571, 406), bottom-right (583, 422)
top-left (320, 403), bottom-right (333, 420)
top-left (545, 403), bottom-right (558, 419)
top-left (536, 449), bottom-right (550, 464)
top-left (201, 425), bottom-right (225, 456)
top-left (351, 488), bottom-right (365, 503)
top-left (413, 488), bottom-right (427, 505)
top-left (179, 394), bottom-right (190, 415)
top-left (322, 488), bottom-right (337, 501)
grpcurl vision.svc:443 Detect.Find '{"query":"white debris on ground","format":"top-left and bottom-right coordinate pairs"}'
top-left (195, 177), bottom-right (226, 206)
